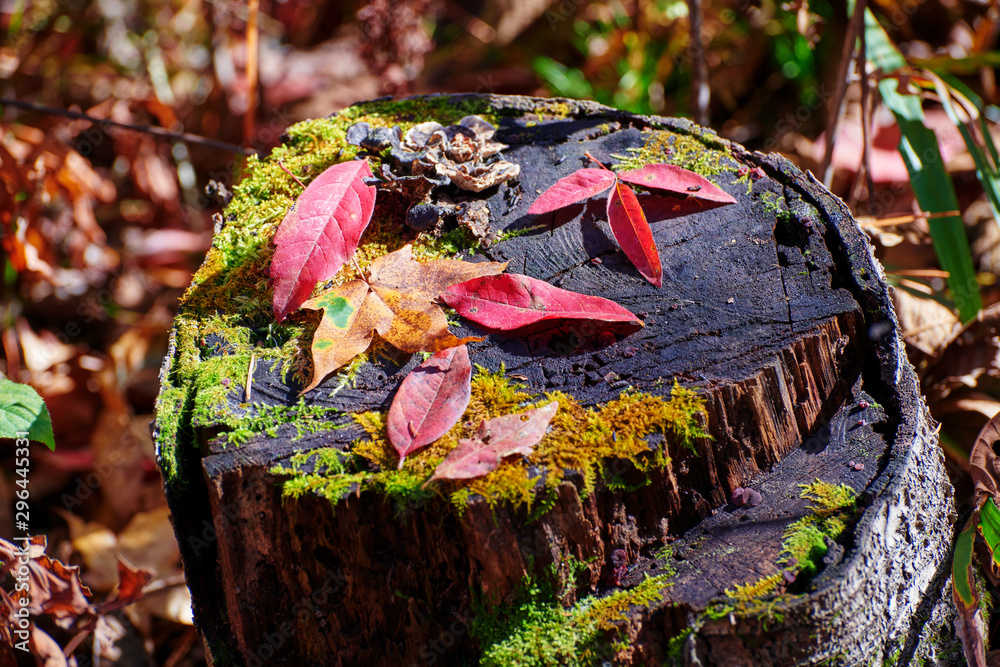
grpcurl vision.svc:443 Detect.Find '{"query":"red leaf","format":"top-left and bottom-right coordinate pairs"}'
top-left (618, 164), bottom-right (736, 205)
top-left (427, 401), bottom-right (559, 483)
top-left (606, 181), bottom-right (662, 287)
top-left (271, 160), bottom-right (376, 322)
top-left (388, 344), bottom-right (472, 468)
top-left (442, 273), bottom-right (643, 330)
top-left (527, 168), bottom-right (617, 215)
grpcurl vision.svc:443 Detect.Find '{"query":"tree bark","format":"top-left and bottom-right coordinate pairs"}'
top-left (154, 94), bottom-right (961, 666)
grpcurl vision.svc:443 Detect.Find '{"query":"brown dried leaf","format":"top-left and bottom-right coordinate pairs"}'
top-left (893, 288), bottom-right (960, 358)
top-left (0, 536), bottom-right (92, 621)
top-left (30, 626), bottom-right (69, 667)
top-left (971, 410), bottom-right (1000, 509)
top-left (924, 302), bottom-right (1000, 402)
top-left (111, 557), bottom-right (153, 606)
top-left (301, 245), bottom-right (506, 390)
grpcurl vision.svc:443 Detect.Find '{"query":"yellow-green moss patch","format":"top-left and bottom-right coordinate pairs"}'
top-left (722, 479), bottom-right (857, 603)
top-left (273, 367), bottom-right (707, 515)
top-left (611, 128), bottom-right (734, 177)
top-left (156, 96), bottom-right (511, 489)
top-left (474, 560), bottom-right (674, 667)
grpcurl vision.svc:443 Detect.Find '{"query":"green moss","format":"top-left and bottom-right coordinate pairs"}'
top-left (222, 400), bottom-right (344, 446)
top-left (155, 95), bottom-right (519, 490)
top-left (474, 558), bottom-right (673, 667)
top-left (725, 574), bottom-right (784, 601)
top-left (664, 626), bottom-right (695, 664)
top-left (274, 368), bottom-right (708, 515)
top-left (153, 385), bottom-right (189, 482)
top-left (723, 479), bottom-right (857, 603)
top-left (611, 128), bottom-right (734, 177)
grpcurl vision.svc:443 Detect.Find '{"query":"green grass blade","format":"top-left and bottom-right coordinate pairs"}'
top-left (912, 51), bottom-right (1000, 74)
top-left (954, 518), bottom-right (979, 609)
top-left (865, 10), bottom-right (982, 321)
top-left (532, 56), bottom-right (594, 101)
top-left (928, 72), bottom-right (1000, 239)
top-left (979, 497), bottom-right (1000, 571)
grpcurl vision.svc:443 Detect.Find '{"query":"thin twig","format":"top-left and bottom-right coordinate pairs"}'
top-left (857, 5), bottom-right (875, 214)
top-left (277, 160), bottom-right (307, 189)
top-left (857, 210), bottom-right (961, 227)
top-left (246, 352), bottom-right (256, 402)
top-left (821, 0), bottom-right (866, 187)
top-left (0, 98), bottom-right (255, 155)
top-left (244, 0), bottom-right (260, 144)
top-left (686, 0), bottom-right (709, 126)
top-left (886, 268), bottom-right (951, 278)
top-left (351, 256), bottom-right (368, 282)
top-left (584, 151), bottom-right (611, 170)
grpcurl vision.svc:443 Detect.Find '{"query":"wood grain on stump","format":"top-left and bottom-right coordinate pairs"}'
top-left (154, 95), bottom-right (960, 666)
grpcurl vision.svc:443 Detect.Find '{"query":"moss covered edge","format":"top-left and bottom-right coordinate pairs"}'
top-left (152, 94), bottom-right (733, 492)
top-left (274, 368), bottom-right (707, 516)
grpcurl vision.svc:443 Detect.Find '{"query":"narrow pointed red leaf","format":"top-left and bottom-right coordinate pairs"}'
top-left (618, 164), bottom-right (736, 205)
top-left (442, 273), bottom-right (643, 330)
top-left (271, 160), bottom-right (376, 322)
top-left (388, 344), bottom-right (472, 468)
top-left (427, 401), bottom-right (559, 483)
top-left (527, 168), bottom-right (618, 215)
top-left (606, 181), bottom-right (662, 287)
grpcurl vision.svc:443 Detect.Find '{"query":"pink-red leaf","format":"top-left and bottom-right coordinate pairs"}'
top-left (527, 168), bottom-right (617, 215)
top-left (388, 344), bottom-right (472, 468)
top-left (618, 164), bottom-right (736, 205)
top-left (606, 181), bottom-right (662, 287)
top-left (271, 160), bottom-right (376, 322)
top-left (442, 273), bottom-right (643, 330)
top-left (427, 401), bottom-right (559, 483)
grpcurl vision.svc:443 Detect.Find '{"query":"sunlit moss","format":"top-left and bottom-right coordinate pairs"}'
top-left (721, 479), bottom-right (857, 604)
top-left (725, 573), bottom-right (783, 601)
top-left (611, 128), bottom-right (734, 177)
top-left (155, 96), bottom-right (516, 489)
top-left (474, 556), bottom-right (674, 667)
top-left (275, 367), bottom-right (708, 515)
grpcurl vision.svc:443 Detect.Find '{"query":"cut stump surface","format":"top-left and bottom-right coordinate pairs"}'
top-left (153, 95), bottom-right (960, 666)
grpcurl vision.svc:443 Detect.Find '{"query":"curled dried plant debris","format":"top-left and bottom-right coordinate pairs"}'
top-left (971, 411), bottom-right (1000, 509)
top-left (455, 200), bottom-right (495, 244)
top-left (348, 115), bottom-right (520, 194)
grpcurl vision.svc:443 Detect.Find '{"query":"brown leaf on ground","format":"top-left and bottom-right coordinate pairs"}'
top-left (0, 536), bottom-right (92, 621)
top-left (110, 557), bottom-right (153, 607)
top-left (924, 303), bottom-right (1000, 400)
top-left (893, 288), bottom-right (960, 358)
top-left (63, 506), bottom-right (181, 592)
top-left (971, 411), bottom-right (1000, 509)
top-left (30, 626), bottom-right (69, 667)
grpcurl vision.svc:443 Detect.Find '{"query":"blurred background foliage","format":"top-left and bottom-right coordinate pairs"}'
top-left (4, 0), bottom-right (1000, 663)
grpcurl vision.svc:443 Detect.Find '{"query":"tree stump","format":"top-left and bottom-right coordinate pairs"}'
top-left (154, 95), bottom-right (961, 666)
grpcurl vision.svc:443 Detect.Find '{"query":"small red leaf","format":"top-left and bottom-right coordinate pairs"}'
top-left (618, 164), bottom-right (736, 205)
top-left (606, 181), bottom-right (662, 287)
top-left (427, 401), bottom-right (559, 483)
top-left (271, 160), bottom-right (376, 322)
top-left (388, 344), bottom-right (472, 468)
top-left (442, 273), bottom-right (643, 330)
top-left (527, 168), bottom-right (617, 215)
